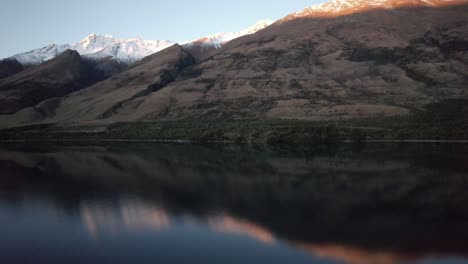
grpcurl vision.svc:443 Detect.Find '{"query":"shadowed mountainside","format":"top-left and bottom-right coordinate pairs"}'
top-left (0, 50), bottom-right (127, 115)
top-left (0, 58), bottom-right (24, 79)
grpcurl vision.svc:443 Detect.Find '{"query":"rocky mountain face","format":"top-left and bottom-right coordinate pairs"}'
top-left (0, 50), bottom-right (124, 114)
top-left (0, 58), bottom-right (24, 79)
top-left (0, 0), bottom-right (467, 128)
top-left (159, 1), bottom-right (466, 121)
top-left (157, 1), bottom-right (466, 121)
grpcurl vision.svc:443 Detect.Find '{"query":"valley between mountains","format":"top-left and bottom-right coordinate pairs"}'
top-left (0, 0), bottom-right (467, 143)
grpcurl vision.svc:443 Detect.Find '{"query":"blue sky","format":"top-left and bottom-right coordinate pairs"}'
top-left (0, 0), bottom-right (325, 58)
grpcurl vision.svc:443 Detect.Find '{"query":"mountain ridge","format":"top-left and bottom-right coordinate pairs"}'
top-left (8, 20), bottom-right (273, 66)
top-left (287, 0), bottom-right (464, 18)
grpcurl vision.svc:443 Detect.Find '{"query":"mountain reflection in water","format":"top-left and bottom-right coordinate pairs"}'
top-left (0, 143), bottom-right (467, 264)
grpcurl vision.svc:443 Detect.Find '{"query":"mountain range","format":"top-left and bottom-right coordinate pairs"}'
top-left (6, 20), bottom-right (273, 66)
top-left (0, 0), bottom-right (467, 141)
top-left (0, 20), bottom-right (272, 114)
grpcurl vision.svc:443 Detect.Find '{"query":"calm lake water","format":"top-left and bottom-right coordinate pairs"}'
top-left (0, 142), bottom-right (467, 264)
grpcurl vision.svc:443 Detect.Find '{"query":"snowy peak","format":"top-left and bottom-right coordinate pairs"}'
top-left (10, 19), bottom-right (273, 66)
top-left (75, 34), bottom-right (117, 54)
top-left (289, 0), bottom-right (463, 18)
top-left (12, 44), bottom-right (71, 65)
top-left (182, 19), bottom-right (274, 49)
top-left (240, 19), bottom-right (274, 35)
top-left (73, 35), bottom-right (174, 62)
top-left (11, 35), bottom-right (175, 65)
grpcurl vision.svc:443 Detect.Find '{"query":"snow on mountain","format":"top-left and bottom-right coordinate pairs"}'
top-left (181, 19), bottom-right (273, 49)
top-left (12, 44), bottom-right (72, 65)
top-left (75, 34), bottom-right (174, 62)
top-left (289, 0), bottom-right (461, 18)
top-left (239, 19), bottom-right (275, 35)
top-left (10, 19), bottom-right (273, 66)
top-left (11, 34), bottom-right (175, 65)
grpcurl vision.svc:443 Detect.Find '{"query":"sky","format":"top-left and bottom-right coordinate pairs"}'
top-left (0, 0), bottom-right (326, 59)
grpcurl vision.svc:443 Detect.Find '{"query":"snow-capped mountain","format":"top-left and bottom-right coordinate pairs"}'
top-left (10, 20), bottom-right (273, 66)
top-left (182, 20), bottom-right (273, 49)
top-left (289, 0), bottom-right (461, 18)
top-left (76, 34), bottom-right (175, 62)
top-left (11, 35), bottom-right (175, 65)
top-left (12, 44), bottom-right (71, 65)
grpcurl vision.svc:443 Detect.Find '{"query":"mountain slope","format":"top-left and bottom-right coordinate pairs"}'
top-left (0, 44), bottom-right (195, 126)
top-left (0, 50), bottom-right (119, 114)
top-left (90, 0), bottom-right (466, 122)
top-left (0, 58), bottom-right (24, 79)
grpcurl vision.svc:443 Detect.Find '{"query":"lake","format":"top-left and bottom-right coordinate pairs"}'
top-left (0, 142), bottom-right (467, 264)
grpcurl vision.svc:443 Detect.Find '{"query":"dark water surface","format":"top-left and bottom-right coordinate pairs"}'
top-left (0, 142), bottom-right (467, 264)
